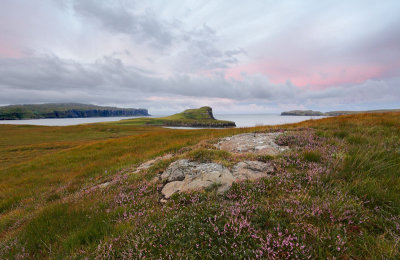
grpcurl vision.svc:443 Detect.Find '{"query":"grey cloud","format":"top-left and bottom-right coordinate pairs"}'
top-left (73, 0), bottom-right (173, 47)
top-left (0, 55), bottom-right (294, 101)
top-left (70, 1), bottom-right (244, 73)
top-left (173, 25), bottom-right (244, 72)
top-left (1, 55), bottom-right (399, 112)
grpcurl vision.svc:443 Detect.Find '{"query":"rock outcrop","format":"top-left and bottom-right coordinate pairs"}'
top-left (215, 133), bottom-right (288, 155)
top-left (159, 132), bottom-right (288, 200)
top-left (160, 159), bottom-right (274, 199)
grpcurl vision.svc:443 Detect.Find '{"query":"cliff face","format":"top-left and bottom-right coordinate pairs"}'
top-left (41, 109), bottom-right (149, 119)
top-left (0, 103), bottom-right (149, 120)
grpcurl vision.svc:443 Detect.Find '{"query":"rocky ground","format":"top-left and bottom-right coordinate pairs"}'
top-left (159, 132), bottom-right (288, 201)
top-left (86, 132), bottom-right (288, 202)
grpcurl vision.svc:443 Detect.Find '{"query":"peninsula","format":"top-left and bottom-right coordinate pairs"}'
top-left (0, 103), bottom-right (149, 120)
top-left (116, 106), bottom-right (236, 128)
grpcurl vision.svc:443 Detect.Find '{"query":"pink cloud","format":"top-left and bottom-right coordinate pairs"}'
top-left (224, 61), bottom-right (391, 89)
top-left (0, 44), bottom-right (23, 58)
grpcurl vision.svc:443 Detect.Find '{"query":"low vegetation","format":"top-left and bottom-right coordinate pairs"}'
top-left (0, 112), bottom-right (399, 258)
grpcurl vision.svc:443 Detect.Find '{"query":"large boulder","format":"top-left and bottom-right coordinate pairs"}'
top-left (161, 160), bottom-right (235, 198)
top-left (160, 159), bottom-right (274, 199)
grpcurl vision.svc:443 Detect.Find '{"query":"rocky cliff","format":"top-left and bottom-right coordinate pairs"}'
top-left (0, 103), bottom-right (149, 120)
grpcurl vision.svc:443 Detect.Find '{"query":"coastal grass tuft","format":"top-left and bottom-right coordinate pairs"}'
top-left (188, 149), bottom-right (232, 163)
top-left (303, 150), bottom-right (322, 162)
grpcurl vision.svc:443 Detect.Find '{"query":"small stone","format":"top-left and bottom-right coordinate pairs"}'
top-left (99, 182), bottom-right (111, 188)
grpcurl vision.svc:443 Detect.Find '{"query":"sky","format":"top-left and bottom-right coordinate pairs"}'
top-left (0, 0), bottom-right (399, 114)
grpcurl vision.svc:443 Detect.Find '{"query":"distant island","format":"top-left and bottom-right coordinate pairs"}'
top-left (116, 106), bottom-right (236, 128)
top-left (0, 103), bottom-right (149, 120)
top-left (281, 109), bottom-right (400, 116)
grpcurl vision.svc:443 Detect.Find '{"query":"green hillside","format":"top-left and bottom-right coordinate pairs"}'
top-left (115, 106), bottom-right (236, 127)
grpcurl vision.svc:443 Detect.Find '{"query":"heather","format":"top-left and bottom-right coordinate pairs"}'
top-left (1, 112), bottom-right (400, 258)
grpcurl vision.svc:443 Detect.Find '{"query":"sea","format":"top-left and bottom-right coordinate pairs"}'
top-left (0, 114), bottom-right (326, 128)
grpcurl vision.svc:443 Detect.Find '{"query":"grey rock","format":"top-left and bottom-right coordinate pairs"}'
top-left (232, 161), bottom-right (274, 181)
top-left (160, 159), bottom-right (274, 200)
top-left (162, 181), bottom-right (184, 198)
top-left (161, 160), bottom-right (234, 198)
top-left (160, 159), bottom-right (195, 182)
top-left (214, 133), bottom-right (288, 155)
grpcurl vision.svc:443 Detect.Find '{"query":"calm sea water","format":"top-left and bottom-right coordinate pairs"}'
top-left (0, 114), bottom-right (325, 127)
top-left (215, 114), bottom-right (325, 128)
top-left (0, 116), bottom-right (156, 126)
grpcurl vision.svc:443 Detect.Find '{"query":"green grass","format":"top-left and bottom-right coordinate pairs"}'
top-left (187, 149), bottom-right (232, 163)
top-left (0, 112), bottom-right (399, 258)
top-left (115, 106), bottom-right (236, 127)
top-left (303, 150), bottom-right (322, 162)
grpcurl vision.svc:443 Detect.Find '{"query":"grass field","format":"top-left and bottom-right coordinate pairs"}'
top-left (0, 112), bottom-right (399, 258)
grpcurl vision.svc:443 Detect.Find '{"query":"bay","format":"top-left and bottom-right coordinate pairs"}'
top-left (0, 114), bottom-right (326, 127)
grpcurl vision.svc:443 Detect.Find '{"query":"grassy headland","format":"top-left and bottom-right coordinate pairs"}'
top-left (115, 106), bottom-right (236, 127)
top-left (0, 112), bottom-right (399, 258)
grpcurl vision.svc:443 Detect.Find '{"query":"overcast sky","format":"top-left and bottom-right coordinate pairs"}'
top-left (0, 0), bottom-right (399, 114)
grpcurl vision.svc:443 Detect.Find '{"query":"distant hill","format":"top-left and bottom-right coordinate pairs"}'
top-left (116, 106), bottom-right (236, 128)
top-left (281, 110), bottom-right (325, 116)
top-left (0, 103), bottom-right (149, 120)
top-left (281, 109), bottom-right (400, 116)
